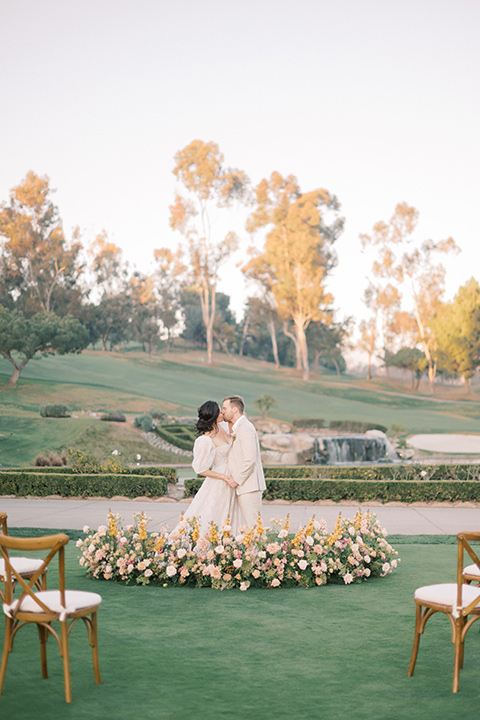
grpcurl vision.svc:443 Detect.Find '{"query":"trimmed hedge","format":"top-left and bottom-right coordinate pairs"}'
top-left (155, 425), bottom-right (195, 451)
top-left (0, 465), bottom-right (178, 483)
top-left (264, 464), bottom-right (480, 482)
top-left (328, 420), bottom-right (388, 433)
top-left (292, 419), bottom-right (325, 429)
top-left (39, 403), bottom-right (70, 418)
top-left (0, 472), bottom-right (168, 498)
top-left (184, 476), bottom-right (480, 504)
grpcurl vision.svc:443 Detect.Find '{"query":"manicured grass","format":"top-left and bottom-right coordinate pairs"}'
top-left (1, 541), bottom-right (480, 719)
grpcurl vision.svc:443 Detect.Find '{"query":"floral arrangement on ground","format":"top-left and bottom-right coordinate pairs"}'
top-left (77, 509), bottom-right (399, 591)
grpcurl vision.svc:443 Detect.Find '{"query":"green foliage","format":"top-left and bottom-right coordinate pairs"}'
top-left (149, 408), bottom-right (169, 422)
top-left (263, 463), bottom-right (480, 481)
top-left (39, 403), bottom-right (70, 418)
top-left (67, 448), bottom-right (128, 474)
top-left (134, 414), bottom-right (155, 432)
top-left (329, 420), bottom-right (387, 433)
top-left (185, 470), bottom-right (480, 503)
top-left (0, 307), bottom-right (89, 386)
top-left (292, 418), bottom-right (325, 429)
top-left (155, 424), bottom-right (195, 451)
top-left (2, 463), bottom-right (177, 482)
top-left (0, 471), bottom-right (168, 498)
top-left (100, 411), bottom-right (126, 422)
top-left (254, 393), bottom-right (277, 418)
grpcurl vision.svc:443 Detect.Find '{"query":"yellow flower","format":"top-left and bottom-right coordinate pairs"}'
top-left (108, 511), bottom-right (118, 537)
top-left (154, 536), bottom-right (164, 552)
top-left (192, 518), bottom-right (200, 544)
top-left (138, 513), bottom-right (148, 541)
top-left (255, 513), bottom-right (265, 537)
top-left (222, 517), bottom-right (231, 539)
top-left (328, 513), bottom-right (343, 546)
top-left (283, 514), bottom-right (290, 533)
top-left (208, 522), bottom-right (220, 545)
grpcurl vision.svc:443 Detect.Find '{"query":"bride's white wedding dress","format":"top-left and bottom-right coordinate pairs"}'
top-left (179, 432), bottom-right (239, 538)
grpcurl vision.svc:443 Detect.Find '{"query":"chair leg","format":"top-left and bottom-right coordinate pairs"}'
top-left (91, 612), bottom-right (101, 685)
top-left (60, 620), bottom-right (72, 703)
top-left (0, 617), bottom-right (12, 695)
top-left (37, 624), bottom-right (48, 679)
top-left (453, 618), bottom-right (463, 693)
top-left (408, 604), bottom-right (422, 677)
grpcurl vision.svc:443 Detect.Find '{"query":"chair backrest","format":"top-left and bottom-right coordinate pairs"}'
top-left (457, 532), bottom-right (480, 616)
top-left (0, 533), bottom-right (69, 614)
top-left (0, 513), bottom-right (7, 534)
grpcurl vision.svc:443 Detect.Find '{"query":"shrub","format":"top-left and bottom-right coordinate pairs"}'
top-left (34, 452), bottom-right (67, 467)
top-left (2, 464), bottom-right (178, 483)
top-left (149, 408), bottom-right (169, 422)
top-left (39, 403), bottom-right (70, 418)
top-left (263, 463), bottom-right (480, 482)
top-left (100, 411), bottom-right (126, 422)
top-left (328, 420), bottom-right (388, 433)
top-left (184, 476), bottom-right (480, 504)
top-left (0, 472), bottom-right (168, 498)
top-left (134, 414), bottom-right (155, 433)
top-left (292, 419), bottom-right (325, 430)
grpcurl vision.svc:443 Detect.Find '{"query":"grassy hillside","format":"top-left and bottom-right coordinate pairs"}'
top-left (1, 348), bottom-right (480, 467)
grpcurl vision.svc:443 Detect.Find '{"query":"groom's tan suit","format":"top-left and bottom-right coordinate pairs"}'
top-left (228, 415), bottom-right (266, 529)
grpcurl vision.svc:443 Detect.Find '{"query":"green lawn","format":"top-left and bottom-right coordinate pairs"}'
top-left (0, 540), bottom-right (479, 719)
top-left (1, 349), bottom-right (480, 467)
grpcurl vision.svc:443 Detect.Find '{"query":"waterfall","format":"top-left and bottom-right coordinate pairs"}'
top-left (318, 435), bottom-right (399, 465)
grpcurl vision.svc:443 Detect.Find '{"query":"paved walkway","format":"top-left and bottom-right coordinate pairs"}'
top-left (2, 496), bottom-right (480, 535)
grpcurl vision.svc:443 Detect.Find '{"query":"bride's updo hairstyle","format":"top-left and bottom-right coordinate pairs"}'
top-left (195, 400), bottom-right (221, 436)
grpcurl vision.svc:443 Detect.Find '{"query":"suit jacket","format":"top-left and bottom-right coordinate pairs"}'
top-left (228, 416), bottom-right (266, 496)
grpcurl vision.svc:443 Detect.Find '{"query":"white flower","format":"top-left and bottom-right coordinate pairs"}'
top-left (144, 568), bottom-right (153, 577)
top-left (298, 559), bottom-right (308, 570)
top-left (112, 449), bottom-right (119, 456)
top-left (215, 545), bottom-right (224, 554)
top-left (135, 454), bottom-right (141, 461)
top-left (177, 548), bottom-right (187, 558)
top-left (305, 536), bottom-right (314, 546)
top-left (382, 562), bottom-right (391, 574)
top-left (239, 581), bottom-right (250, 591)
top-left (271, 578), bottom-right (281, 587)
top-left (233, 558), bottom-right (243, 569)
top-left (166, 565), bottom-right (177, 577)
top-left (348, 526), bottom-right (355, 536)
top-left (364, 555), bottom-right (371, 563)
top-left (364, 568), bottom-right (371, 577)
top-left (343, 572), bottom-right (354, 584)
top-left (83, 525), bottom-right (90, 534)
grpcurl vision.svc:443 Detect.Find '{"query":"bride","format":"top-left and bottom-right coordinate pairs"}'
top-left (178, 400), bottom-right (239, 538)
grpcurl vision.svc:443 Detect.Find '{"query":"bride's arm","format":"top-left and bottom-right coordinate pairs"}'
top-left (192, 435), bottom-right (234, 485)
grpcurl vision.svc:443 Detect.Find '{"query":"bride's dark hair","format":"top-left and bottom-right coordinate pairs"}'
top-left (195, 400), bottom-right (221, 436)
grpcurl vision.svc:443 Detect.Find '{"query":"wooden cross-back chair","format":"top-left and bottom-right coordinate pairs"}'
top-left (0, 513), bottom-right (47, 602)
top-left (0, 531), bottom-right (102, 703)
top-left (408, 531), bottom-right (480, 692)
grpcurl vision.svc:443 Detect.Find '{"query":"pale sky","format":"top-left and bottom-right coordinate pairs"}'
top-left (1, 0), bottom-right (479, 326)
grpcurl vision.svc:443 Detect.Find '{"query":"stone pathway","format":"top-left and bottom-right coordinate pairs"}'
top-left (142, 432), bottom-right (193, 457)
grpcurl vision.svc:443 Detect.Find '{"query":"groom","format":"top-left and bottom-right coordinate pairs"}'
top-left (222, 395), bottom-right (266, 530)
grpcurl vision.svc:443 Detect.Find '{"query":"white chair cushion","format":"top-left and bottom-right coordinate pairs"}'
top-left (0, 557), bottom-right (45, 579)
top-left (17, 590), bottom-right (102, 615)
top-left (415, 583), bottom-right (480, 611)
top-left (463, 563), bottom-right (480, 578)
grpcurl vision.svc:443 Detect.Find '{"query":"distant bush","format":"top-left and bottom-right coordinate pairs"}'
top-left (39, 403), bottom-right (70, 418)
top-left (292, 419), bottom-right (325, 430)
top-left (149, 408), bottom-right (169, 422)
top-left (100, 412), bottom-right (126, 423)
top-left (3, 464), bottom-right (178, 483)
top-left (134, 414), bottom-right (155, 433)
top-left (34, 452), bottom-right (67, 467)
top-left (328, 420), bottom-right (387, 433)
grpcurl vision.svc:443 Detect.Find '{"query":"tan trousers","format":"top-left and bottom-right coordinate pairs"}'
top-left (237, 491), bottom-right (262, 530)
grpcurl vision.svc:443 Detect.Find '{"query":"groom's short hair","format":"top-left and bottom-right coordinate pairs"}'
top-left (223, 395), bottom-right (245, 414)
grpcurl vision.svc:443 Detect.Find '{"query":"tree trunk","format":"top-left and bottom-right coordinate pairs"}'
top-left (464, 375), bottom-right (472, 396)
top-left (283, 322), bottom-right (302, 370)
top-left (4, 353), bottom-right (29, 388)
top-left (293, 316), bottom-right (309, 381)
top-left (238, 313), bottom-right (250, 356)
top-left (267, 316), bottom-right (280, 369)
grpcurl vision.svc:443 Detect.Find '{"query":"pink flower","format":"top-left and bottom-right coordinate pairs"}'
top-left (177, 548), bottom-right (187, 558)
top-left (298, 559), bottom-right (308, 571)
top-left (144, 568), bottom-right (153, 577)
top-left (343, 572), bottom-right (354, 584)
top-left (233, 558), bottom-right (243, 569)
top-left (271, 578), bottom-right (280, 587)
top-left (266, 542), bottom-right (280, 554)
top-left (239, 581), bottom-right (250, 591)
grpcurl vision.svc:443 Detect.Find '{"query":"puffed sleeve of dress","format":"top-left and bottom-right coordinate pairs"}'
top-left (192, 435), bottom-right (216, 474)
